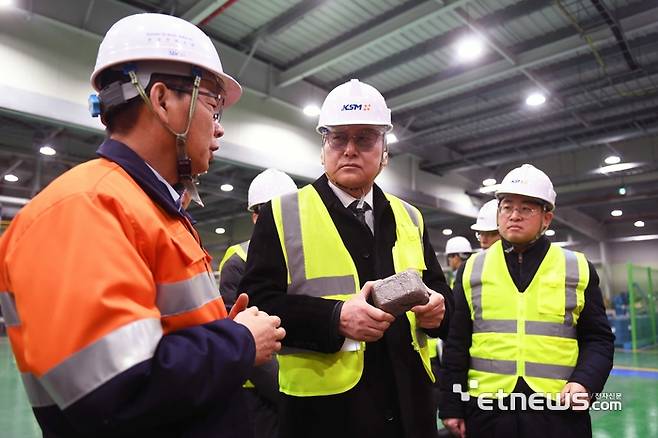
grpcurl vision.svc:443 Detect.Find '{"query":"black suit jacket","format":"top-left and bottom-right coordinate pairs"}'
top-left (240, 174), bottom-right (453, 438)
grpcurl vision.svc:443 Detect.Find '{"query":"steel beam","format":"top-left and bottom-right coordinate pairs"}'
top-left (552, 207), bottom-right (606, 241)
top-left (238, 0), bottom-right (328, 49)
top-left (181, 0), bottom-right (224, 25)
top-left (387, 5), bottom-right (658, 111)
top-left (333, 0), bottom-right (547, 87)
top-left (276, 0), bottom-right (471, 88)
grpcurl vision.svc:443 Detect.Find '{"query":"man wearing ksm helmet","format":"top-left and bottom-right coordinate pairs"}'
top-left (0, 13), bottom-right (284, 437)
top-left (240, 79), bottom-right (454, 438)
top-left (439, 164), bottom-right (614, 438)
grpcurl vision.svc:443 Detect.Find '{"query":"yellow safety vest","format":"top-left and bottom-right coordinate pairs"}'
top-left (271, 185), bottom-right (434, 396)
top-left (218, 241), bottom-right (249, 272)
top-left (463, 240), bottom-right (588, 397)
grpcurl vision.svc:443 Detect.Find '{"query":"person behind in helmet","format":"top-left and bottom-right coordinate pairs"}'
top-left (445, 236), bottom-right (475, 286)
top-left (217, 168), bottom-right (297, 438)
top-left (239, 79), bottom-right (453, 438)
top-left (471, 199), bottom-right (500, 249)
top-left (439, 164), bottom-right (613, 438)
top-left (0, 13), bottom-right (285, 437)
top-left (219, 169), bottom-right (298, 309)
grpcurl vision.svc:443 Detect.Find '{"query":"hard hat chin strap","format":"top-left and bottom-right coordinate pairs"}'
top-left (128, 70), bottom-right (205, 207)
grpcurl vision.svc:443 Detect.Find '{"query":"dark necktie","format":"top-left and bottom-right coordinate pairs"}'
top-left (348, 200), bottom-right (371, 231)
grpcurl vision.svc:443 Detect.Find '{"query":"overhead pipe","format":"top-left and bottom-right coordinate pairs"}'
top-left (199, 0), bottom-right (240, 27)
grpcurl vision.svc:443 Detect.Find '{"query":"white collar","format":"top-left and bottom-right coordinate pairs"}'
top-left (145, 163), bottom-right (180, 204)
top-left (327, 179), bottom-right (374, 210)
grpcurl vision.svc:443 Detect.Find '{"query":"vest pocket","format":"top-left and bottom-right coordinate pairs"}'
top-left (169, 231), bottom-right (211, 266)
top-left (392, 226), bottom-right (426, 271)
top-left (537, 280), bottom-right (565, 316)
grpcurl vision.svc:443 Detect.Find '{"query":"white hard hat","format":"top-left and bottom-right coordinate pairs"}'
top-left (471, 199), bottom-right (499, 232)
top-left (317, 79), bottom-right (393, 133)
top-left (248, 169), bottom-right (298, 211)
top-left (496, 164), bottom-right (556, 210)
top-left (445, 236), bottom-right (474, 255)
top-left (91, 13), bottom-right (241, 108)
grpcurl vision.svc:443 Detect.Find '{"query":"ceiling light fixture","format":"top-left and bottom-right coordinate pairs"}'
top-left (442, 228), bottom-right (453, 236)
top-left (545, 229), bottom-right (555, 237)
top-left (478, 184), bottom-right (500, 194)
top-left (220, 183), bottom-right (233, 192)
top-left (386, 133), bottom-right (398, 144)
top-left (456, 36), bottom-right (483, 62)
top-left (593, 162), bottom-right (643, 174)
top-left (214, 227), bottom-right (226, 234)
top-left (525, 92), bottom-right (546, 107)
top-left (0, 0), bottom-right (13, 7)
top-left (610, 209), bottom-right (623, 217)
top-left (618, 186), bottom-right (626, 196)
top-left (39, 145), bottom-right (56, 156)
top-left (302, 104), bottom-right (321, 117)
top-left (634, 221), bottom-right (645, 228)
top-left (604, 155), bottom-right (621, 165)
top-left (4, 174), bottom-right (18, 182)
top-left (482, 178), bottom-right (496, 186)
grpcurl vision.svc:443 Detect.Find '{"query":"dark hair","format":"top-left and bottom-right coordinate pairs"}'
top-left (98, 71), bottom-right (194, 135)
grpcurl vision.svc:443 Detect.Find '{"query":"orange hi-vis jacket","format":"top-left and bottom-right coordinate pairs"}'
top-left (0, 140), bottom-right (255, 437)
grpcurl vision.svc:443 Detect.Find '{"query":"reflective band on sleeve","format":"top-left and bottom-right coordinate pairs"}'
top-left (156, 272), bottom-right (219, 317)
top-left (40, 318), bottom-right (162, 409)
top-left (239, 241), bottom-right (250, 254)
top-left (472, 319), bottom-right (517, 333)
top-left (525, 362), bottom-right (574, 380)
top-left (469, 254), bottom-right (486, 320)
top-left (21, 373), bottom-right (55, 408)
top-left (563, 249), bottom-right (579, 327)
top-left (280, 193), bottom-right (356, 297)
top-left (525, 321), bottom-right (577, 339)
top-left (470, 357), bottom-right (517, 375)
top-left (0, 291), bottom-right (20, 327)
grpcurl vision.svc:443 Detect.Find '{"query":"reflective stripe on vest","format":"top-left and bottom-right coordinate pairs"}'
top-left (464, 240), bottom-right (588, 396)
top-left (272, 186), bottom-right (433, 396)
top-left (279, 191), bottom-right (356, 297)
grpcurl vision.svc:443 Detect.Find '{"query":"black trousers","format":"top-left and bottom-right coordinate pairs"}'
top-left (464, 399), bottom-right (592, 438)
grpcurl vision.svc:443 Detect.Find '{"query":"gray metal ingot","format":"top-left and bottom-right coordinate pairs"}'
top-left (372, 270), bottom-right (429, 315)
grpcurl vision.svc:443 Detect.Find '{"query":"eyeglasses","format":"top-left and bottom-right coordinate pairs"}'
top-left (498, 203), bottom-right (544, 219)
top-left (167, 86), bottom-right (225, 123)
top-left (323, 129), bottom-right (384, 152)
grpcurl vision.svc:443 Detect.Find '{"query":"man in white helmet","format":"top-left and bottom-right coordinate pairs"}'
top-left (471, 199), bottom-right (500, 249)
top-left (0, 13), bottom-right (285, 438)
top-left (240, 79), bottom-right (453, 438)
top-left (219, 169), bottom-right (298, 309)
top-left (445, 236), bottom-right (476, 286)
top-left (439, 164), bottom-right (613, 438)
top-left (217, 168), bottom-right (297, 438)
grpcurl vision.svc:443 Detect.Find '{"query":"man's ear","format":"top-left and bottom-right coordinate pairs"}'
top-left (381, 149), bottom-right (389, 167)
top-left (149, 82), bottom-right (170, 124)
top-left (542, 211), bottom-right (554, 232)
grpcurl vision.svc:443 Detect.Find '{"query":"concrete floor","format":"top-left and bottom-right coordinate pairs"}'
top-left (0, 337), bottom-right (656, 437)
